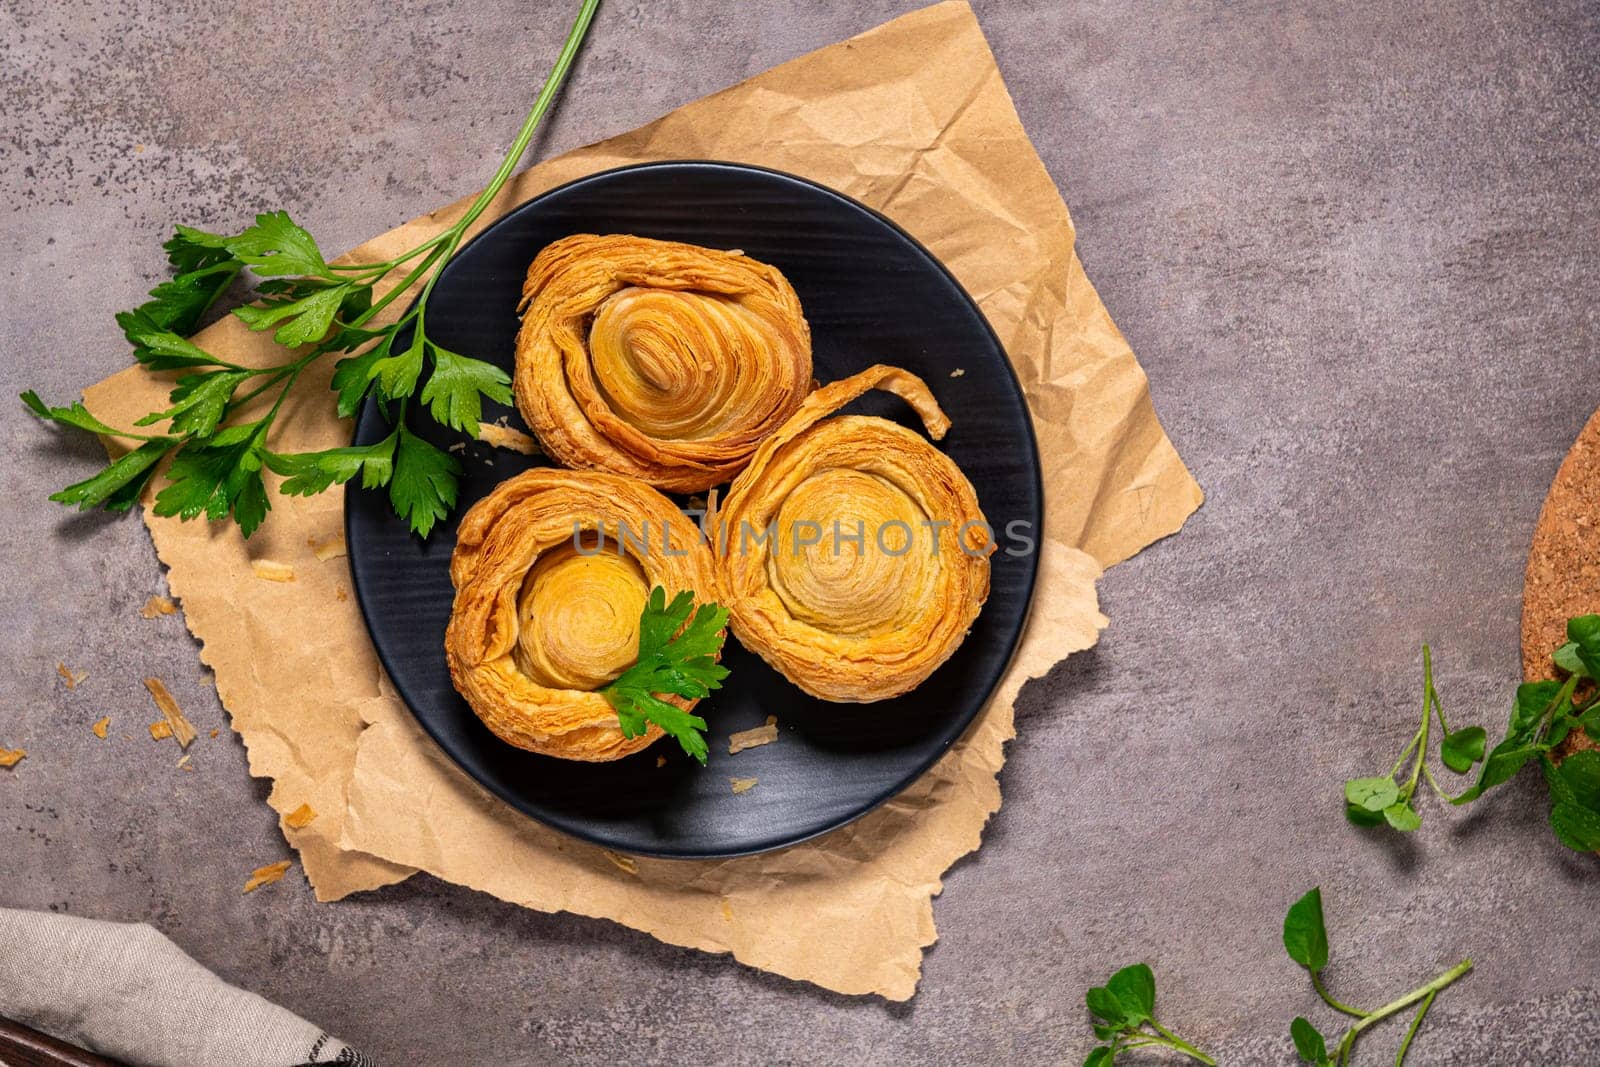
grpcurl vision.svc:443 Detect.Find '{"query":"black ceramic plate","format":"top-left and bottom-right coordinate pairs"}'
top-left (345, 161), bottom-right (1042, 858)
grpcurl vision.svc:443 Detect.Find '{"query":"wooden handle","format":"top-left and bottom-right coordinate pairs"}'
top-left (0, 1016), bottom-right (122, 1067)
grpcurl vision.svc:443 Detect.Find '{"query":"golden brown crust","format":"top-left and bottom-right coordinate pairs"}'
top-left (513, 234), bottom-right (813, 493)
top-left (445, 468), bottom-right (721, 761)
top-left (711, 365), bottom-right (991, 702)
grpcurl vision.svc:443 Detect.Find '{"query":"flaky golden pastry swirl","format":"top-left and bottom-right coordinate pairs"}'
top-left (710, 365), bottom-right (992, 703)
top-left (445, 468), bottom-right (720, 761)
top-left (514, 234), bottom-right (813, 493)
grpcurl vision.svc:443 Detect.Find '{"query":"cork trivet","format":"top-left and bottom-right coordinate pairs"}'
top-left (1520, 407), bottom-right (1600, 758)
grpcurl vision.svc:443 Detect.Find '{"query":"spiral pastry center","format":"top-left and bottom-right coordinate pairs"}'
top-left (514, 541), bottom-right (649, 691)
top-left (767, 469), bottom-right (937, 636)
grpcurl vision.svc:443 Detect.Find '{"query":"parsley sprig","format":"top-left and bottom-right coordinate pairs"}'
top-left (1285, 887), bottom-right (1471, 1066)
top-left (602, 588), bottom-right (731, 764)
top-left (22, 0), bottom-right (601, 539)
top-left (1342, 614), bottom-right (1600, 850)
top-left (1082, 964), bottom-right (1215, 1066)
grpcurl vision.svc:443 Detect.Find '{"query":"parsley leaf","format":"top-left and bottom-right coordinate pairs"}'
top-left (116, 308), bottom-right (240, 372)
top-left (152, 422), bottom-right (271, 536)
top-left (235, 282), bottom-right (354, 347)
top-left (178, 210), bottom-right (334, 279)
top-left (387, 424), bottom-right (459, 538)
top-left (49, 438), bottom-right (173, 513)
top-left (602, 588), bottom-right (730, 764)
top-left (265, 432), bottom-right (397, 497)
top-left (420, 347), bottom-right (513, 433)
top-left (134, 369), bottom-right (252, 438)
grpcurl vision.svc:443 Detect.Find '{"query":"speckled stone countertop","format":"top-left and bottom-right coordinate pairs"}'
top-left (3, 2), bottom-right (1597, 1063)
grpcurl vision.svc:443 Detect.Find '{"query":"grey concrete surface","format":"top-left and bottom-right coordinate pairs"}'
top-left (2, 0), bottom-right (1597, 1063)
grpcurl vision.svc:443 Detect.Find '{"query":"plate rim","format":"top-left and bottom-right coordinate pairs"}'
top-left (344, 158), bottom-right (1044, 859)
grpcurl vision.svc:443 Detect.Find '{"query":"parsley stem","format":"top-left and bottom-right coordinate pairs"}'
top-left (1333, 960), bottom-right (1471, 1067)
top-left (1147, 1019), bottom-right (1216, 1066)
top-left (1312, 971), bottom-right (1369, 1019)
top-left (1393, 988), bottom-right (1436, 1066)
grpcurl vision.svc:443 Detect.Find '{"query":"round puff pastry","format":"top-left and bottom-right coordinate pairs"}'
top-left (710, 364), bottom-right (992, 703)
top-left (445, 468), bottom-right (721, 761)
top-left (514, 233), bottom-right (813, 494)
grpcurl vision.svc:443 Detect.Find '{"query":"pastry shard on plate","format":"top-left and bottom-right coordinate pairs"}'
top-left (444, 468), bottom-right (722, 761)
top-left (514, 234), bottom-right (813, 493)
top-left (711, 365), bottom-right (992, 702)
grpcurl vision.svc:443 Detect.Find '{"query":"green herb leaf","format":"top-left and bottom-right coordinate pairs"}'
top-left (234, 283), bottom-right (352, 347)
top-left (1512, 679), bottom-right (1562, 734)
top-left (331, 336), bottom-right (394, 419)
top-left (1549, 800), bottom-right (1600, 852)
top-left (1283, 887), bottom-right (1329, 971)
top-left (419, 347), bottom-right (513, 433)
top-left (1566, 615), bottom-right (1600, 679)
top-left (116, 308), bottom-right (238, 371)
top-left (1553, 641), bottom-right (1592, 679)
top-left (1440, 726), bottom-right (1487, 773)
top-left (152, 422), bottom-right (271, 536)
top-left (47, 438), bottom-right (173, 513)
top-left (134, 370), bottom-right (252, 438)
top-left (387, 424), bottom-right (459, 538)
top-left (1344, 801), bottom-right (1386, 827)
top-left (1550, 749), bottom-right (1600, 810)
top-left (369, 330), bottom-right (427, 400)
top-left (1290, 1017), bottom-right (1327, 1064)
top-left (1105, 964), bottom-right (1155, 1026)
top-left (1344, 777), bottom-right (1399, 813)
top-left (1084, 1047), bottom-right (1113, 1067)
top-left (179, 211), bottom-right (334, 279)
top-left (22, 391), bottom-right (131, 438)
top-left (602, 588), bottom-right (729, 764)
top-left (1383, 801), bottom-right (1422, 831)
top-left (265, 432), bottom-right (398, 497)
top-left (1084, 986), bottom-right (1125, 1027)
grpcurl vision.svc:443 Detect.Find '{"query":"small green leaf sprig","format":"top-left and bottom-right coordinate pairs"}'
top-left (1343, 614), bottom-right (1600, 850)
top-left (23, 0), bottom-right (601, 539)
top-left (602, 588), bottom-right (730, 764)
top-left (1284, 887), bottom-right (1471, 1066)
top-left (1082, 963), bottom-right (1215, 1066)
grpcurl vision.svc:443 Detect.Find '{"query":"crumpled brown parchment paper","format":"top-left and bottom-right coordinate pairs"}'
top-left (81, 1), bottom-right (1201, 999)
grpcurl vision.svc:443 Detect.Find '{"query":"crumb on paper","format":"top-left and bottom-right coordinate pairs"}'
top-left (140, 596), bottom-right (177, 618)
top-left (284, 803), bottom-right (317, 829)
top-left (251, 560), bottom-right (295, 583)
top-left (57, 662), bottom-right (88, 689)
top-left (0, 747), bottom-right (26, 768)
top-left (91, 717), bottom-right (110, 739)
top-left (720, 898), bottom-right (734, 922)
top-left (148, 721), bottom-right (173, 741)
top-left (729, 776), bottom-right (758, 795)
top-left (243, 860), bottom-right (293, 894)
top-left (335, 586), bottom-right (349, 602)
top-left (309, 533), bottom-right (347, 562)
top-left (655, 755), bottom-right (667, 768)
top-left (950, 368), bottom-right (966, 377)
top-left (728, 715), bottom-right (779, 755)
top-left (143, 677), bottom-right (197, 749)
top-left (477, 421), bottom-right (541, 455)
top-left (603, 850), bottom-right (638, 875)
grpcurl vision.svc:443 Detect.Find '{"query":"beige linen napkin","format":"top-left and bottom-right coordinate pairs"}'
top-left (81, 1), bottom-right (1201, 1000)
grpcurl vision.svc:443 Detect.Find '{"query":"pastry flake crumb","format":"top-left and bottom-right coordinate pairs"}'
top-left (284, 803), bottom-right (317, 829)
top-left (251, 560), bottom-right (296, 583)
top-left (655, 755), bottom-right (667, 768)
top-left (143, 677), bottom-right (197, 749)
top-left (176, 754), bottom-right (192, 771)
top-left (57, 662), bottom-right (88, 689)
top-left (729, 776), bottom-right (758, 795)
top-left (950, 368), bottom-right (966, 377)
top-left (148, 721), bottom-right (173, 741)
top-left (603, 850), bottom-right (638, 875)
top-left (477, 421), bottom-right (541, 455)
top-left (140, 596), bottom-right (177, 618)
top-left (91, 717), bottom-right (110, 739)
top-left (720, 897), bottom-right (734, 922)
top-left (309, 533), bottom-right (347, 562)
top-left (335, 586), bottom-right (349, 602)
top-left (243, 860), bottom-right (293, 894)
top-left (728, 715), bottom-right (779, 755)
top-left (209, 728), bottom-right (220, 739)
top-left (447, 442), bottom-right (467, 454)
top-left (0, 747), bottom-right (26, 768)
